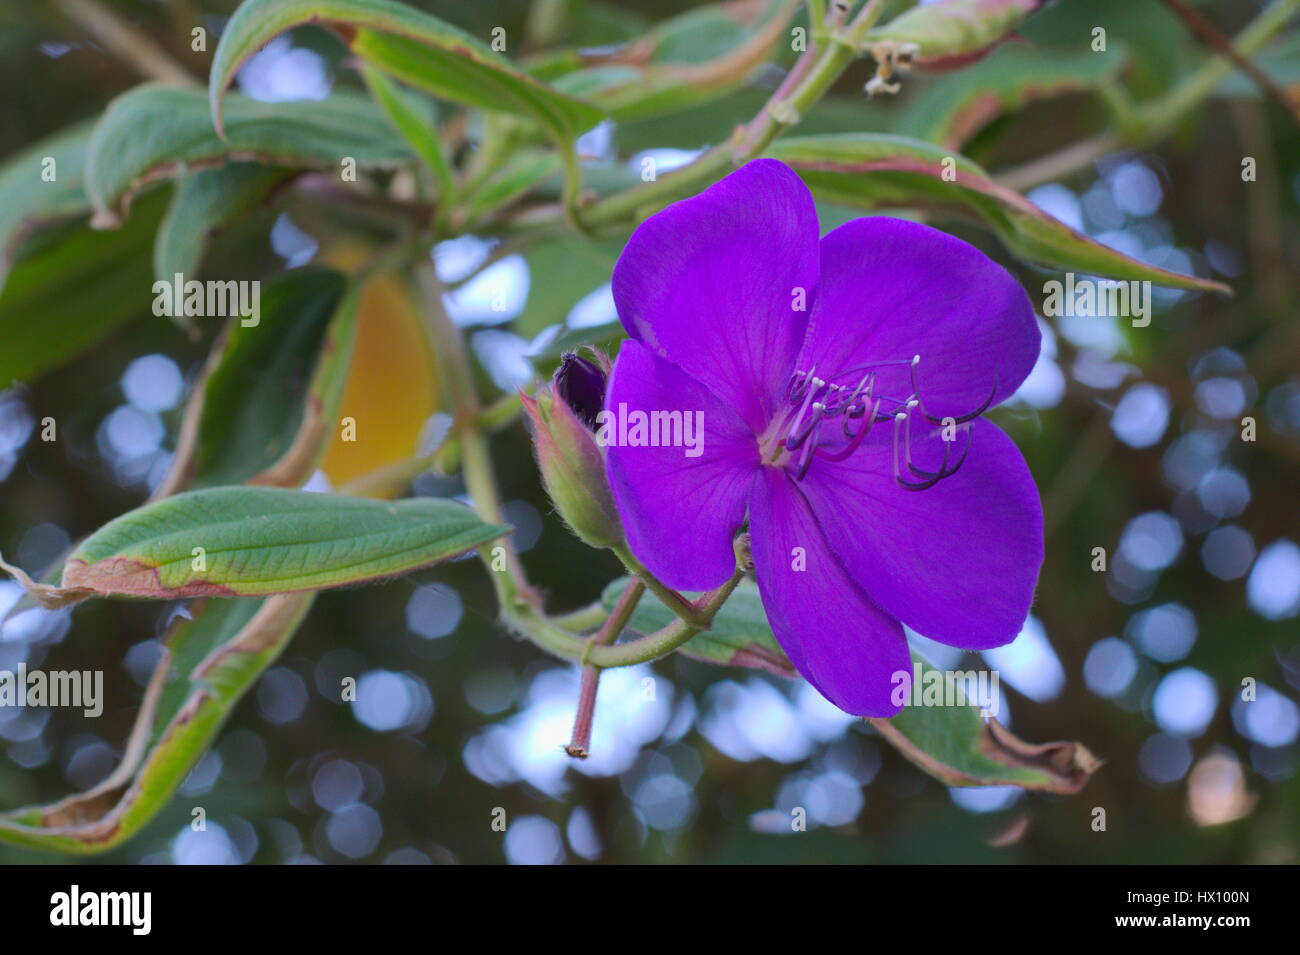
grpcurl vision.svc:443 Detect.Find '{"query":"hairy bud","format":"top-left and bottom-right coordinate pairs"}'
top-left (522, 353), bottom-right (622, 548)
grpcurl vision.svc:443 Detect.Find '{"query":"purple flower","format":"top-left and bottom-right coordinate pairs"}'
top-left (603, 159), bottom-right (1044, 717)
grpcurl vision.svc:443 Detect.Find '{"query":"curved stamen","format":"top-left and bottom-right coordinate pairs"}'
top-left (787, 368), bottom-right (811, 403)
top-left (819, 383), bottom-right (850, 418)
top-left (906, 422), bottom-right (971, 479)
top-left (894, 414), bottom-right (971, 490)
top-left (910, 362), bottom-right (1000, 425)
top-left (847, 370), bottom-right (874, 404)
top-left (780, 355), bottom-right (990, 483)
top-left (794, 406), bottom-right (822, 479)
top-left (843, 393), bottom-right (878, 439)
top-left (816, 397), bottom-right (880, 462)
top-left (891, 411), bottom-right (923, 488)
top-left (785, 376), bottom-right (823, 450)
top-left (831, 356), bottom-right (919, 385)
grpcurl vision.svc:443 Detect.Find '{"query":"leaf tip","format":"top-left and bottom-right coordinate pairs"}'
top-left (0, 553), bottom-right (88, 610)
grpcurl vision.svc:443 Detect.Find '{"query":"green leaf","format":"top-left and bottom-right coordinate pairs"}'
top-left (552, 0), bottom-right (798, 121)
top-left (0, 593), bottom-right (314, 854)
top-left (515, 235), bottom-right (622, 338)
top-left (351, 30), bottom-right (602, 141)
top-left (871, 652), bottom-right (1100, 793)
top-left (601, 576), bottom-right (795, 676)
top-left (358, 63), bottom-right (454, 199)
top-left (1016, 0), bottom-right (1195, 100)
top-left (0, 121), bottom-right (94, 291)
top-left (0, 187), bottom-right (169, 387)
top-left (210, 0), bottom-right (603, 142)
top-left (767, 133), bottom-right (1230, 292)
top-left (461, 149), bottom-right (562, 224)
top-left (2, 487), bottom-right (507, 604)
top-left (156, 268), bottom-right (359, 494)
top-left (599, 573), bottom-right (1098, 792)
top-left (867, 0), bottom-right (1045, 69)
top-left (87, 83), bottom-right (414, 228)
top-left (154, 161), bottom-right (290, 292)
top-left (897, 44), bottom-right (1127, 149)
top-left (532, 319), bottom-right (624, 364)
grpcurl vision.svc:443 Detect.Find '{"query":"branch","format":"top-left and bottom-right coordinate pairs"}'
top-left (55, 0), bottom-right (197, 86)
top-left (998, 0), bottom-right (1300, 192)
top-left (1160, 0), bottom-right (1300, 125)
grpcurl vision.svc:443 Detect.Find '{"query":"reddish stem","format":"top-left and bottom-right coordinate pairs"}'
top-left (565, 579), bottom-right (646, 759)
top-left (566, 667), bottom-right (601, 760)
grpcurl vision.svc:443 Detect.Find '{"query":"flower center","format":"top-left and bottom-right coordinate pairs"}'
top-left (760, 356), bottom-right (997, 488)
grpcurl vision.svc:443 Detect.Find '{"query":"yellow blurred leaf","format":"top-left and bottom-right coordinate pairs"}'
top-left (318, 243), bottom-right (439, 495)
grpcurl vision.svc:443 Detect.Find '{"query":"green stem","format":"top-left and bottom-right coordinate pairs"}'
top-left (355, 238), bottom-right (424, 283)
top-left (1097, 77), bottom-right (1141, 138)
top-left (479, 392), bottom-right (523, 431)
top-left (502, 566), bottom-right (745, 668)
top-left (579, 147), bottom-right (735, 230)
top-left (337, 452), bottom-right (435, 497)
top-left (359, 63), bottom-right (455, 232)
top-left (416, 263), bottom-right (534, 603)
top-left (559, 140), bottom-right (592, 235)
top-left (807, 0), bottom-right (829, 42)
top-left (414, 258), bottom-right (734, 668)
top-left (1138, 0), bottom-right (1298, 140)
top-left (552, 600), bottom-right (609, 632)
top-left (433, 398), bottom-right (519, 474)
top-left (524, 0), bottom-right (570, 50)
top-left (569, 0), bottom-right (881, 234)
top-left (999, 0), bottom-right (1298, 192)
top-left (582, 579), bottom-right (644, 663)
top-left (612, 543), bottom-right (709, 627)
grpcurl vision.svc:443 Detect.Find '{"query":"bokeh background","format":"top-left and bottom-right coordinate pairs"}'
top-left (0, 0), bottom-right (1297, 864)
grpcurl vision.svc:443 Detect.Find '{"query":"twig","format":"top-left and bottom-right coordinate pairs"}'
top-left (997, 0), bottom-right (1300, 192)
top-left (1160, 0), bottom-right (1300, 125)
top-left (55, 0), bottom-right (197, 86)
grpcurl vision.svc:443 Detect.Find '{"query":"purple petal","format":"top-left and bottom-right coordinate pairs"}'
top-left (612, 159), bottom-right (818, 433)
top-left (798, 217), bottom-right (1039, 420)
top-left (749, 467), bottom-right (910, 717)
top-left (800, 418), bottom-right (1043, 650)
top-left (605, 341), bottom-right (759, 590)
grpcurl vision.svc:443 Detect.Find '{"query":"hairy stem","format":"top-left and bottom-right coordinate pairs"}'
top-left (503, 566), bottom-right (745, 668)
top-left (566, 579), bottom-right (644, 758)
top-left (552, 601), bottom-right (609, 632)
top-left (611, 544), bottom-right (710, 627)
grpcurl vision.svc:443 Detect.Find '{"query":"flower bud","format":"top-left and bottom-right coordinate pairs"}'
top-left (523, 353), bottom-right (622, 549)
top-left (554, 350), bottom-right (608, 430)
